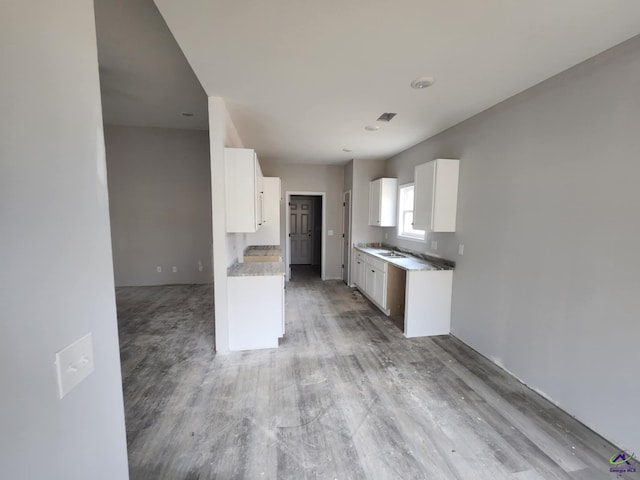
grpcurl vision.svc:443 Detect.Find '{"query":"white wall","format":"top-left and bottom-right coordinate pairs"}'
top-left (385, 35), bottom-right (640, 453)
top-left (105, 126), bottom-right (212, 286)
top-left (0, 1), bottom-right (128, 478)
top-left (222, 110), bottom-right (247, 269)
top-left (208, 97), bottom-right (247, 353)
top-left (260, 162), bottom-right (345, 280)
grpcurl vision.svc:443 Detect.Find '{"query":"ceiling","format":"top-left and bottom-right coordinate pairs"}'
top-left (97, 0), bottom-right (640, 165)
top-left (95, 0), bottom-right (208, 130)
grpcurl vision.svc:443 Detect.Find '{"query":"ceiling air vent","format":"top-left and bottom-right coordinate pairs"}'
top-left (377, 112), bottom-right (397, 122)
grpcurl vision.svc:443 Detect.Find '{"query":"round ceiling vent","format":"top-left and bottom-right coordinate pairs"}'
top-left (410, 76), bottom-right (435, 89)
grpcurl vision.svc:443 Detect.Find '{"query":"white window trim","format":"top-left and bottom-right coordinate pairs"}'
top-left (397, 183), bottom-right (426, 242)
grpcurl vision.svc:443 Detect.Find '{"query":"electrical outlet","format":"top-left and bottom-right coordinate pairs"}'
top-left (328, 230), bottom-right (334, 236)
top-left (172, 266), bottom-right (177, 273)
top-left (458, 244), bottom-right (464, 255)
top-left (55, 334), bottom-right (94, 399)
top-left (198, 260), bottom-right (203, 272)
top-left (156, 266), bottom-right (162, 273)
top-left (431, 240), bottom-right (438, 250)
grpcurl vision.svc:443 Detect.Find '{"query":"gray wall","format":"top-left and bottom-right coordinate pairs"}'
top-left (260, 162), bottom-right (345, 279)
top-left (344, 159), bottom-right (353, 192)
top-left (0, 1), bottom-right (129, 478)
top-left (352, 159), bottom-right (386, 247)
top-left (385, 35), bottom-right (640, 453)
top-left (105, 125), bottom-right (212, 286)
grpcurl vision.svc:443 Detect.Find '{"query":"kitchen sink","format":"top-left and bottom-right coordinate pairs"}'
top-left (379, 252), bottom-right (406, 258)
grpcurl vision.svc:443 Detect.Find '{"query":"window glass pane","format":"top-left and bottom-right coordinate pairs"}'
top-left (404, 211), bottom-right (413, 230)
top-left (406, 188), bottom-right (414, 206)
top-left (398, 184), bottom-right (425, 239)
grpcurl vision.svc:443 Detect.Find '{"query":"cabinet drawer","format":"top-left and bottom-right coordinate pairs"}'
top-left (364, 255), bottom-right (387, 273)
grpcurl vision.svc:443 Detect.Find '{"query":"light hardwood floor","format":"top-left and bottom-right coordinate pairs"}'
top-left (116, 267), bottom-right (630, 479)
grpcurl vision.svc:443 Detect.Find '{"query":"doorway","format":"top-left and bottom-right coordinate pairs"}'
top-left (290, 196), bottom-right (315, 265)
top-left (286, 192), bottom-right (326, 281)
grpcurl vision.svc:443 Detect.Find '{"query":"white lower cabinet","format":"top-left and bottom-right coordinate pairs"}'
top-left (352, 248), bottom-right (453, 337)
top-left (404, 270), bottom-right (452, 337)
top-left (228, 274), bottom-right (284, 351)
top-left (353, 248), bottom-right (389, 313)
top-left (352, 250), bottom-right (365, 289)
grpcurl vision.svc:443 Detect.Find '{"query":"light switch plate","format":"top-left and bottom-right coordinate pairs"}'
top-left (55, 333), bottom-right (94, 399)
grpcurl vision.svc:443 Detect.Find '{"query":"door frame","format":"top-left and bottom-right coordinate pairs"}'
top-left (342, 190), bottom-right (352, 285)
top-left (286, 191), bottom-right (326, 281)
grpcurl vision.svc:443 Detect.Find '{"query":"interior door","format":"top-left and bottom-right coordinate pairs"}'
top-left (290, 197), bottom-right (313, 264)
top-left (342, 191), bottom-right (351, 284)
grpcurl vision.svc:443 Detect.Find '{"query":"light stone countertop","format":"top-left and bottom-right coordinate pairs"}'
top-left (354, 245), bottom-right (454, 272)
top-left (244, 245), bottom-right (282, 257)
top-left (227, 261), bottom-right (286, 277)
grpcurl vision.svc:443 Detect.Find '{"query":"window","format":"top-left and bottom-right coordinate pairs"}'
top-left (397, 183), bottom-right (425, 241)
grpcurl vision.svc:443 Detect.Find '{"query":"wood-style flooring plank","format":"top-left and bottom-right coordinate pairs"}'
top-left (116, 268), bottom-right (633, 479)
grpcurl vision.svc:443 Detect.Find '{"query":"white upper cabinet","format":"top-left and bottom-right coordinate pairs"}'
top-left (225, 148), bottom-right (265, 232)
top-left (247, 177), bottom-right (281, 246)
top-left (368, 178), bottom-right (398, 227)
top-left (413, 159), bottom-right (459, 232)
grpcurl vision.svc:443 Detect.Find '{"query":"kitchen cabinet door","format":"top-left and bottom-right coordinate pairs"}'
top-left (351, 252), bottom-right (361, 287)
top-left (225, 148), bottom-right (265, 232)
top-left (368, 178), bottom-right (398, 227)
top-left (247, 177), bottom-right (281, 246)
top-left (357, 258), bottom-right (366, 289)
top-left (364, 263), bottom-right (386, 309)
top-left (228, 274), bottom-right (284, 351)
top-left (373, 268), bottom-right (386, 307)
top-left (413, 159), bottom-right (459, 232)
top-left (365, 265), bottom-right (376, 298)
